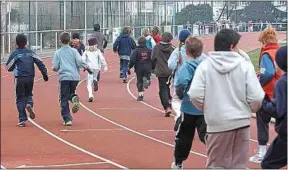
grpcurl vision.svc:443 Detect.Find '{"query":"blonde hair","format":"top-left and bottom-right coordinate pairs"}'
top-left (86, 45), bottom-right (97, 52)
top-left (142, 28), bottom-right (150, 37)
top-left (258, 26), bottom-right (278, 44)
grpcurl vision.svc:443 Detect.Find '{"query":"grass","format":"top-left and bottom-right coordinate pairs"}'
top-left (247, 42), bottom-right (287, 69)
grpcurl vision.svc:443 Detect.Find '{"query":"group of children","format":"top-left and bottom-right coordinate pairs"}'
top-left (5, 23), bottom-right (287, 169)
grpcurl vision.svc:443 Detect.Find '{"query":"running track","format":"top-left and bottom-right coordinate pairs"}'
top-left (1, 32), bottom-right (286, 169)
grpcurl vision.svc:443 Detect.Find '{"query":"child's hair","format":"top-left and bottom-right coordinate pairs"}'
top-left (258, 26), bottom-right (278, 44)
top-left (93, 24), bottom-right (101, 31)
top-left (138, 36), bottom-right (146, 45)
top-left (72, 33), bottom-right (80, 40)
top-left (142, 28), bottom-right (150, 37)
top-left (161, 32), bottom-right (173, 42)
top-left (151, 26), bottom-right (161, 35)
top-left (214, 29), bottom-right (241, 51)
top-left (122, 26), bottom-right (131, 35)
top-left (16, 33), bottom-right (27, 48)
top-left (185, 36), bottom-right (203, 58)
top-left (59, 32), bottom-right (70, 44)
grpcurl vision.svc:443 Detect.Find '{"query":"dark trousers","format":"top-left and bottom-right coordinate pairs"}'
top-left (120, 59), bottom-right (129, 80)
top-left (158, 77), bottom-right (172, 110)
top-left (174, 113), bottom-right (207, 163)
top-left (15, 77), bottom-right (34, 122)
top-left (261, 135), bottom-right (287, 169)
top-left (59, 81), bottom-right (78, 122)
top-left (136, 70), bottom-right (151, 92)
top-left (256, 104), bottom-right (272, 145)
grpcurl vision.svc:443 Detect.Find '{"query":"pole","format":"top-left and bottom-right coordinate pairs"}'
top-left (84, 0), bottom-right (87, 43)
top-left (165, 1), bottom-right (167, 26)
top-left (144, 2), bottom-right (147, 27)
top-left (35, 1), bottom-right (38, 49)
top-left (118, 0), bottom-right (121, 27)
top-left (64, 0), bottom-right (66, 30)
top-left (8, 0), bottom-right (11, 53)
top-left (102, 1), bottom-right (105, 31)
top-left (28, 1), bottom-right (31, 48)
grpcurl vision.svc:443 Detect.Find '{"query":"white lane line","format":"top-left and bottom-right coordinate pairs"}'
top-left (60, 128), bottom-right (125, 132)
top-left (98, 107), bottom-right (151, 110)
top-left (126, 77), bottom-right (271, 146)
top-left (21, 75), bottom-right (128, 169)
top-left (148, 130), bottom-right (174, 132)
top-left (77, 79), bottom-right (207, 158)
top-left (16, 162), bottom-right (108, 168)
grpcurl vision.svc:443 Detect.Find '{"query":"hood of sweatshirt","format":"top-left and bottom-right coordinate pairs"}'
top-left (121, 34), bottom-right (130, 38)
top-left (207, 51), bottom-right (244, 74)
top-left (159, 42), bottom-right (174, 53)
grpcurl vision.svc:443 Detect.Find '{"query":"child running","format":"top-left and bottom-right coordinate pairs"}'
top-left (113, 26), bottom-right (136, 83)
top-left (129, 36), bottom-right (152, 101)
top-left (261, 46), bottom-right (287, 169)
top-left (6, 34), bottom-right (48, 127)
top-left (151, 32), bottom-right (175, 117)
top-left (82, 37), bottom-right (108, 102)
top-left (52, 32), bottom-right (92, 126)
top-left (171, 36), bottom-right (207, 169)
top-left (189, 29), bottom-right (265, 168)
top-left (69, 33), bottom-right (85, 55)
top-left (151, 26), bottom-right (162, 44)
top-left (142, 28), bottom-right (156, 51)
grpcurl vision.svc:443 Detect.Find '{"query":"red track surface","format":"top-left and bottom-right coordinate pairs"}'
top-left (1, 32), bottom-right (286, 169)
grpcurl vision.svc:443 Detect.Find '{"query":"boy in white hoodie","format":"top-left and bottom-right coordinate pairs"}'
top-left (82, 37), bottom-right (108, 102)
top-left (189, 29), bottom-right (265, 169)
top-left (143, 28), bottom-right (156, 51)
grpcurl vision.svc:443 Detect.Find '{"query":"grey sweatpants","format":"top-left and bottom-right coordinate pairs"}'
top-left (206, 126), bottom-right (250, 169)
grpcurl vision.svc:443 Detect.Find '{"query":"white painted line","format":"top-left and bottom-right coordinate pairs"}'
top-left (1, 165), bottom-right (7, 169)
top-left (99, 107), bottom-right (150, 110)
top-left (77, 79), bottom-right (207, 158)
top-left (28, 119), bottom-right (128, 169)
top-left (60, 128), bottom-right (124, 132)
top-left (148, 130), bottom-right (173, 132)
top-left (16, 162), bottom-right (108, 168)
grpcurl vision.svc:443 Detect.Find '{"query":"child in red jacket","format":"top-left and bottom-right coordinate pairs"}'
top-left (151, 26), bottom-right (162, 44)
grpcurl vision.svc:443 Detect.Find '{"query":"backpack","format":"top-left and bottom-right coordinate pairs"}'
top-left (146, 38), bottom-right (153, 51)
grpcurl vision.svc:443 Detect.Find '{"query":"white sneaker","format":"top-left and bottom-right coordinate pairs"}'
top-left (171, 162), bottom-right (183, 169)
top-left (63, 120), bottom-right (72, 126)
top-left (249, 153), bottom-right (264, 164)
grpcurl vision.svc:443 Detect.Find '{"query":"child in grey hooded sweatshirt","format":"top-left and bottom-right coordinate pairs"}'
top-left (189, 29), bottom-right (265, 169)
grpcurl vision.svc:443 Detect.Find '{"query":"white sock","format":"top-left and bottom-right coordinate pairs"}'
top-left (139, 92), bottom-right (144, 97)
top-left (259, 145), bottom-right (267, 157)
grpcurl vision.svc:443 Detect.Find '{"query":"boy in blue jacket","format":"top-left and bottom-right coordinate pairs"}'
top-left (171, 36), bottom-right (207, 169)
top-left (113, 26), bottom-right (136, 83)
top-left (6, 34), bottom-right (48, 127)
top-left (52, 32), bottom-right (92, 126)
top-left (261, 46), bottom-right (287, 169)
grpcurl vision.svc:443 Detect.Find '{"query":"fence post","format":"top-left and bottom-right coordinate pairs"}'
top-left (55, 32), bottom-right (58, 50)
top-left (40, 33), bottom-right (43, 52)
top-left (2, 34), bottom-right (5, 59)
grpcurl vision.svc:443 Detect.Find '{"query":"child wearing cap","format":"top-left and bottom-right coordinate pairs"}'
top-left (6, 33), bottom-right (49, 127)
top-left (82, 37), bottom-right (108, 102)
top-left (69, 33), bottom-right (85, 55)
top-left (52, 32), bottom-right (92, 126)
top-left (129, 36), bottom-right (152, 101)
top-left (261, 46), bottom-right (287, 169)
top-left (151, 32), bottom-right (175, 117)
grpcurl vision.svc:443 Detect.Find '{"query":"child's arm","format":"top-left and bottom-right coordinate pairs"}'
top-left (246, 62), bottom-right (265, 113)
top-left (52, 51), bottom-right (60, 72)
top-left (188, 63), bottom-right (206, 111)
top-left (103, 35), bottom-right (108, 49)
top-left (74, 49), bottom-right (89, 69)
top-left (168, 48), bottom-right (179, 70)
top-left (6, 52), bottom-right (17, 72)
top-left (98, 52), bottom-right (108, 71)
top-left (151, 48), bottom-right (157, 71)
top-left (32, 52), bottom-right (48, 81)
top-left (113, 36), bottom-right (121, 52)
top-left (129, 50), bottom-right (137, 70)
top-left (174, 65), bottom-right (192, 100)
top-left (259, 54), bottom-right (275, 87)
top-left (130, 38), bottom-right (136, 50)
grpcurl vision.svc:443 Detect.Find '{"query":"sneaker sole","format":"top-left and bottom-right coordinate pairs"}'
top-left (26, 105), bottom-right (35, 120)
top-left (63, 122), bottom-right (72, 126)
top-left (71, 96), bottom-right (80, 113)
top-left (165, 111), bottom-right (171, 117)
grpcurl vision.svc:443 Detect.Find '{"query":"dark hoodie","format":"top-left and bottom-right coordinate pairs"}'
top-left (129, 44), bottom-right (152, 73)
top-left (113, 34), bottom-right (136, 56)
top-left (151, 42), bottom-right (175, 77)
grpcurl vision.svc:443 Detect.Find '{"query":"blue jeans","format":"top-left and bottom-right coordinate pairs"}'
top-left (120, 59), bottom-right (129, 80)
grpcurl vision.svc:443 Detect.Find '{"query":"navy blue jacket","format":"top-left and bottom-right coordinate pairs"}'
top-left (263, 73), bottom-right (287, 137)
top-left (113, 34), bottom-right (136, 56)
top-left (6, 48), bottom-right (48, 78)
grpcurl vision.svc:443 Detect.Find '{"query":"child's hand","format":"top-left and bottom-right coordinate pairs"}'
top-left (84, 67), bottom-right (93, 74)
top-left (43, 75), bottom-right (49, 82)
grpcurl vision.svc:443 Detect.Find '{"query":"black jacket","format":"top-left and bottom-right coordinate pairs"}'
top-left (129, 45), bottom-right (152, 73)
top-left (69, 42), bottom-right (85, 55)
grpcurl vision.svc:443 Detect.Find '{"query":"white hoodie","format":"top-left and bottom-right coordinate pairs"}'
top-left (145, 35), bottom-right (156, 48)
top-left (82, 49), bottom-right (107, 70)
top-left (188, 51), bottom-right (264, 133)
